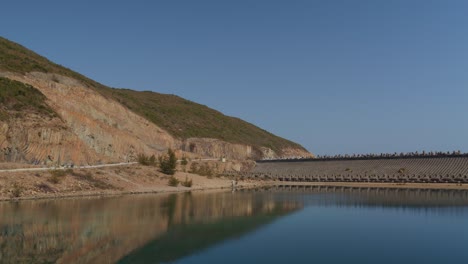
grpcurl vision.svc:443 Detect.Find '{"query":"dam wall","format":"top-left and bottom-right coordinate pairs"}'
top-left (242, 156), bottom-right (468, 183)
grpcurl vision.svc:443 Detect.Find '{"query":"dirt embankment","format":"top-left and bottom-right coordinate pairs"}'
top-left (0, 164), bottom-right (267, 201)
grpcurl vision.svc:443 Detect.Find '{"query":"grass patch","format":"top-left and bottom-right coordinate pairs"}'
top-left (0, 36), bottom-right (106, 89)
top-left (0, 77), bottom-right (58, 119)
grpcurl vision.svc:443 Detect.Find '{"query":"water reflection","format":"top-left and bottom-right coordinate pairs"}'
top-left (2, 187), bottom-right (468, 263)
top-left (254, 185), bottom-right (468, 207)
top-left (0, 191), bottom-right (300, 264)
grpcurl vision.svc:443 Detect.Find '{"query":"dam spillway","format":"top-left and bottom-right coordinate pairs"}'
top-left (246, 156), bottom-right (468, 184)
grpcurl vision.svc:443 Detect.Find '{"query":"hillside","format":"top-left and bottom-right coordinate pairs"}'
top-left (0, 77), bottom-right (57, 121)
top-left (0, 36), bottom-right (311, 164)
top-left (97, 88), bottom-right (305, 154)
top-left (0, 77), bottom-right (104, 165)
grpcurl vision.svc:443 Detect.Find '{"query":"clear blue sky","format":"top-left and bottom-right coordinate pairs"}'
top-left (1, 0), bottom-right (467, 155)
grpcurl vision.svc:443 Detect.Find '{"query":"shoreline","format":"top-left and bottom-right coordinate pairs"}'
top-left (0, 163), bottom-right (272, 202)
top-left (0, 181), bottom-right (269, 202)
top-left (2, 180), bottom-right (467, 202)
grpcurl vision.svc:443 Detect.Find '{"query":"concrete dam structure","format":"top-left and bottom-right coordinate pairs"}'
top-left (246, 156), bottom-right (468, 184)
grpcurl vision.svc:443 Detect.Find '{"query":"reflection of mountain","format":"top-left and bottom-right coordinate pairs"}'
top-left (0, 192), bottom-right (300, 264)
top-left (118, 212), bottom-right (286, 264)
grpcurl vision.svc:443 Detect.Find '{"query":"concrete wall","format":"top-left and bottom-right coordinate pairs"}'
top-left (244, 157), bottom-right (468, 183)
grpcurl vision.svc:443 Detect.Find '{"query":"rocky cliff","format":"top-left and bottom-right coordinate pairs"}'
top-left (1, 71), bottom-right (176, 165)
top-left (0, 37), bottom-right (312, 166)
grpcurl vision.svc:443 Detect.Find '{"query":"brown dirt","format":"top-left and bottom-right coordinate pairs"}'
top-left (0, 162), bottom-right (42, 170)
top-left (0, 164), bottom-right (267, 201)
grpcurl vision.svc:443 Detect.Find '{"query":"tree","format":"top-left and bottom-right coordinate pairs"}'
top-left (159, 148), bottom-right (177, 175)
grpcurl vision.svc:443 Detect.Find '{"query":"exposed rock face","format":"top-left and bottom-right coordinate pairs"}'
top-left (0, 71), bottom-right (311, 165)
top-left (182, 138), bottom-right (312, 161)
top-left (182, 138), bottom-right (256, 160)
top-left (279, 147), bottom-right (314, 159)
top-left (2, 72), bottom-right (177, 164)
top-left (0, 112), bottom-right (103, 165)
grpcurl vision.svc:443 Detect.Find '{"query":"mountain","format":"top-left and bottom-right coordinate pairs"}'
top-left (0, 36), bottom-right (311, 166)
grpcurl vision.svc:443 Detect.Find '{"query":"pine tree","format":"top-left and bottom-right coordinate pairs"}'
top-left (159, 148), bottom-right (177, 175)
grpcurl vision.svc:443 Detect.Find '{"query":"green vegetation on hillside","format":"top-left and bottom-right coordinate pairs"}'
top-left (0, 37), bottom-right (106, 89)
top-left (0, 36), bottom-right (307, 154)
top-left (97, 87), bottom-right (305, 153)
top-left (0, 77), bottom-right (57, 120)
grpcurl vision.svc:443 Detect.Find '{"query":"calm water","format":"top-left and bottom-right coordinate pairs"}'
top-left (1, 186), bottom-right (468, 264)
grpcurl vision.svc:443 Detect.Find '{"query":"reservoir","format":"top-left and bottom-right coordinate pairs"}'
top-left (1, 187), bottom-right (468, 263)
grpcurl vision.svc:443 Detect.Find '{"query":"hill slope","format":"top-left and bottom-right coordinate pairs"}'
top-left (0, 77), bottom-right (57, 121)
top-left (0, 76), bottom-right (104, 164)
top-left (97, 88), bottom-right (305, 154)
top-left (0, 36), bottom-right (311, 163)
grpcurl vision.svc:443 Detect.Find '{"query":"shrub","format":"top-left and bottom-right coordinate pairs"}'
top-left (168, 176), bottom-right (179, 187)
top-left (189, 162), bottom-right (215, 178)
top-left (137, 153), bottom-right (157, 166)
top-left (48, 169), bottom-right (67, 184)
top-left (181, 176), bottom-right (193, 187)
top-left (137, 153), bottom-right (150, 165)
top-left (11, 182), bottom-right (22, 198)
top-left (48, 174), bottom-right (61, 184)
top-left (159, 149), bottom-right (177, 175)
top-left (181, 157), bottom-right (188, 166)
